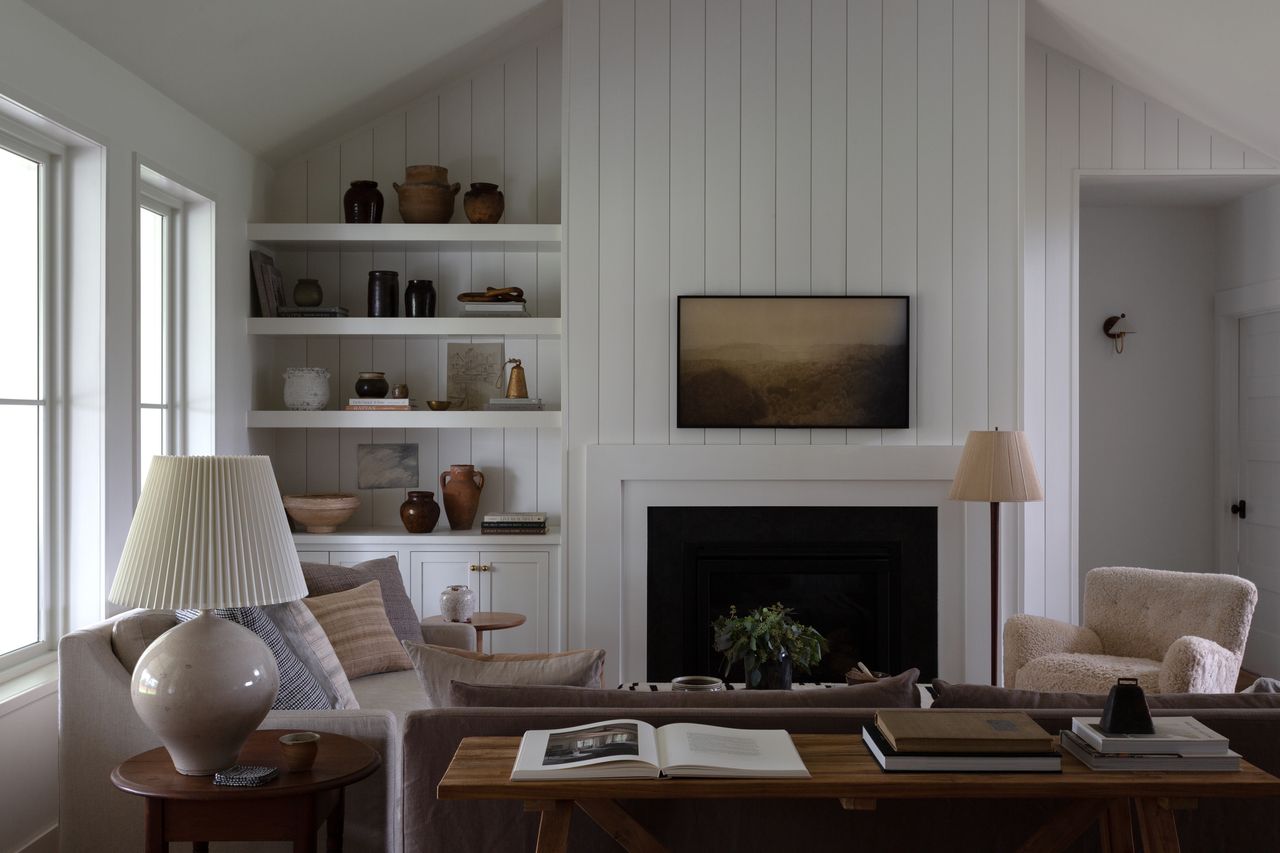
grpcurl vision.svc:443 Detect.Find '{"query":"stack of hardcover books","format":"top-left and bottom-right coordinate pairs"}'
top-left (485, 398), bottom-right (545, 411)
top-left (481, 512), bottom-right (548, 535)
top-left (862, 709), bottom-right (1061, 772)
top-left (342, 398), bottom-right (415, 411)
top-left (1059, 716), bottom-right (1239, 771)
top-left (277, 306), bottom-right (350, 318)
top-left (464, 301), bottom-right (529, 318)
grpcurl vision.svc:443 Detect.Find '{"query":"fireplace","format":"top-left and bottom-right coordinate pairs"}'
top-left (647, 506), bottom-right (937, 682)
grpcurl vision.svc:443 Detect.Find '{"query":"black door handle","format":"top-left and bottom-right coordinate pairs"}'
top-left (1232, 500), bottom-right (1247, 520)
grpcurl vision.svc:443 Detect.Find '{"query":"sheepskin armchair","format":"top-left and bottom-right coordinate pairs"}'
top-left (1004, 566), bottom-right (1257, 694)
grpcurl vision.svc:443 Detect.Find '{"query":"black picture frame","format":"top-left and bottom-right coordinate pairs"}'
top-left (676, 295), bottom-right (910, 429)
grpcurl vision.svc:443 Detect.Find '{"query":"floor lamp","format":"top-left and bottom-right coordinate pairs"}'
top-left (949, 430), bottom-right (1044, 686)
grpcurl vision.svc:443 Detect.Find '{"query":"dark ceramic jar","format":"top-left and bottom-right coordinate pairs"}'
top-left (367, 270), bottom-right (399, 317)
top-left (343, 180), bottom-right (384, 223)
top-left (405, 279), bottom-right (437, 318)
top-left (400, 490), bottom-right (441, 534)
top-left (293, 278), bottom-right (323, 307)
top-left (354, 371), bottom-right (389, 398)
top-left (463, 182), bottom-right (504, 224)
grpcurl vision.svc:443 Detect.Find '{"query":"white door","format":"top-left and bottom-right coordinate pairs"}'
top-left (1238, 311), bottom-right (1280, 676)
top-left (411, 551), bottom-right (478, 619)
top-left (481, 551), bottom-right (551, 654)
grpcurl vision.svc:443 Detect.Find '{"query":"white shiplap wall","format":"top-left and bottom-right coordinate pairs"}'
top-left (1023, 39), bottom-right (1278, 621)
top-left (261, 30), bottom-right (562, 529)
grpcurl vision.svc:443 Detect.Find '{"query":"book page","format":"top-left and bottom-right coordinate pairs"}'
top-left (656, 723), bottom-right (808, 776)
top-left (512, 719), bottom-right (660, 779)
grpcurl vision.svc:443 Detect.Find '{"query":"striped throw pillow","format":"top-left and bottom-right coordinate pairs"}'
top-left (303, 580), bottom-right (413, 679)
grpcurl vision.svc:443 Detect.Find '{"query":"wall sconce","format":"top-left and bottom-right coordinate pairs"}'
top-left (1103, 313), bottom-right (1135, 353)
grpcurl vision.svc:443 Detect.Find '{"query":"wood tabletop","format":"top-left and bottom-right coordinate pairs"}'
top-left (437, 734), bottom-right (1280, 802)
top-left (423, 611), bottom-right (527, 631)
top-left (112, 730), bottom-right (380, 801)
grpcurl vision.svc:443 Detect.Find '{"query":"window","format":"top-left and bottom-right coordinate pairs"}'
top-left (0, 130), bottom-right (53, 662)
top-left (137, 182), bottom-right (184, 492)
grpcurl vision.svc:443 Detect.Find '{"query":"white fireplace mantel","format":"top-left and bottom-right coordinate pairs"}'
top-left (576, 443), bottom-right (996, 684)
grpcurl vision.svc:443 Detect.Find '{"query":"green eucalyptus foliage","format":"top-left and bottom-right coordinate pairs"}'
top-left (711, 603), bottom-right (828, 687)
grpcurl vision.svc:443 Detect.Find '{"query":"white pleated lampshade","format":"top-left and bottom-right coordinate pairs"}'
top-left (109, 456), bottom-right (307, 610)
top-left (949, 430), bottom-right (1045, 503)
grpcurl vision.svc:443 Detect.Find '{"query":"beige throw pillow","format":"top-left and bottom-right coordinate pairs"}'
top-left (403, 642), bottom-right (606, 708)
top-left (304, 580), bottom-right (412, 680)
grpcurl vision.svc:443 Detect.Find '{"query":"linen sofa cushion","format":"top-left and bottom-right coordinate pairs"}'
top-left (109, 609), bottom-right (178, 672)
top-left (305, 580), bottom-right (414, 679)
top-left (449, 668), bottom-right (921, 709)
top-left (931, 679), bottom-right (1280, 710)
top-left (264, 599), bottom-right (359, 710)
top-left (403, 643), bottom-right (606, 708)
top-left (302, 556), bottom-right (421, 645)
top-left (175, 608), bottom-right (332, 710)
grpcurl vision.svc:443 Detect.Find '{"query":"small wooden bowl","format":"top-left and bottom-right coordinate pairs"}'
top-left (282, 494), bottom-right (360, 533)
top-left (425, 400), bottom-right (452, 411)
top-left (279, 731), bottom-right (320, 772)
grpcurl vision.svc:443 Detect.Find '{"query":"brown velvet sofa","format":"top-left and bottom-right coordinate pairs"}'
top-left (402, 702), bottom-right (1280, 852)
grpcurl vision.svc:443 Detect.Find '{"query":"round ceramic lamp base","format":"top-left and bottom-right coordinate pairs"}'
top-left (131, 611), bottom-right (280, 775)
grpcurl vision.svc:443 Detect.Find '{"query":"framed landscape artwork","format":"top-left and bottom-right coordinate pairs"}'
top-left (677, 296), bottom-right (909, 429)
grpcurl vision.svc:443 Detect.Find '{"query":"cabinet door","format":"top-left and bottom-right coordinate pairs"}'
top-left (481, 551), bottom-right (551, 654)
top-left (295, 551), bottom-right (329, 563)
top-left (411, 551), bottom-right (479, 619)
top-left (326, 550), bottom-right (397, 567)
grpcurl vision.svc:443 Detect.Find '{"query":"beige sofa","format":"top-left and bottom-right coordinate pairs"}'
top-left (58, 611), bottom-right (473, 853)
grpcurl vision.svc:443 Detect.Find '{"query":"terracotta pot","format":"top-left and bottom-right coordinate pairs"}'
top-left (343, 180), bottom-right (384, 223)
top-left (464, 182), bottom-right (504, 224)
top-left (400, 490), bottom-right (441, 534)
top-left (439, 464), bottom-right (485, 530)
top-left (394, 165), bottom-right (461, 224)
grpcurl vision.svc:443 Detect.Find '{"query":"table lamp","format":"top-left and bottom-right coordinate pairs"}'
top-left (949, 429), bottom-right (1044, 685)
top-left (108, 456), bottom-right (306, 775)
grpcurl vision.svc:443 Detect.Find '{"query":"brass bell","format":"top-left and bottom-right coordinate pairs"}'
top-left (502, 358), bottom-right (528, 399)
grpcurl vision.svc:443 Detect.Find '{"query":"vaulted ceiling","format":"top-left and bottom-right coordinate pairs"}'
top-left (22, 0), bottom-right (557, 163)
top-left (1029, 0), bottom-right (1280, 163)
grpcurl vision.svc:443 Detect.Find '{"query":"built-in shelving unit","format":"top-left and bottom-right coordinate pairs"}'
top-left (247, 317), bottom-right (561, 337)
top-left (293, 527), bottom-right (562, 546)
top-left (247, 222), bottom-right (561, 250)
top-left (248, 410), bottom-right (561, 429)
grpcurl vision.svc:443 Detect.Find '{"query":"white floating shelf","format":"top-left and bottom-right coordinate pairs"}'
top-left (247, 317), bottom-right (562, 337)
top-left (248, 222), bottom-right (561, 249)
top-left (293, 527), bottom-right (561, 546)
top-left (249, 410), bottom-right (561, 429)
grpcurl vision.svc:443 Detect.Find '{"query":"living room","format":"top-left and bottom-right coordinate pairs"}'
top-left (3, 0), bottom-right (1280, 851)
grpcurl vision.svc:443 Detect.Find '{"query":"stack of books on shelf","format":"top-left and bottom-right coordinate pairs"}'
top-left (342, 398), bottom-right (416, 412)
top-left (485, 397), bottom-right (545, 411)
top-left (277, 306), bottom-right (350, 318)
top-left (482, 512), bottom-right (548, 535)
top-left (1059, 716), bottom-right (1240, 771)
top-left (463, 301), bottom-right (529, 318)
top-left (862, 709), bottom-right (1061, 772)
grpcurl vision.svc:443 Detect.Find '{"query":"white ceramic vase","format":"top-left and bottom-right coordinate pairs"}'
top-left (440, 585), bottom-right (475, 623)
top-left (283, 367), bottom-right (330, 411)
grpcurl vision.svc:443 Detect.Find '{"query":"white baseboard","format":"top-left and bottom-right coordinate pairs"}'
top-left (16, 824), bottom-right (56, 853)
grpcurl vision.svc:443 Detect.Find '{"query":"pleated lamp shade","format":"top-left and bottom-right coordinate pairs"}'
top-left (949, 430), bottom-right (1045, 503)
top-left (109, 455), bottom-right (307, 610)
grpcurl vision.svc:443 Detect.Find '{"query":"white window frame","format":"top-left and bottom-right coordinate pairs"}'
top-left (0, 118), bottom-right (65, 671)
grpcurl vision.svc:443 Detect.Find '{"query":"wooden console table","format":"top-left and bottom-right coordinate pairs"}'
top-left (437, 734), bottom-right (1280, 853)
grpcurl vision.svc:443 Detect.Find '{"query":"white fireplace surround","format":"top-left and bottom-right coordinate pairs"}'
top-left (576, 444), bottom-right (1005, 684)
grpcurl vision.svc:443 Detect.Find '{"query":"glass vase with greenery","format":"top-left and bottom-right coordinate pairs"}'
top-left (711, 603), bottom-right (827, 689)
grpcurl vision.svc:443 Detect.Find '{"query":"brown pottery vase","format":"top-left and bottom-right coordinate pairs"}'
top-left (343, 180), bottom-right (384, 223)
top-left (463, 182), bottom-right (504, 224)
top-left (439, 464), bottom-right (485, 530)
top-left (400, 490), bottom-right (441, 534)
top-left (393, 165), bottom-right (461, 224)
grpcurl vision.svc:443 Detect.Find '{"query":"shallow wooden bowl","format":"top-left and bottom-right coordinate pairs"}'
top-left (282, 493), bottom-right (360, 533)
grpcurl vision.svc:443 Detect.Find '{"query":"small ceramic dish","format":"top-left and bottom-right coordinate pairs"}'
top-left (279, 731), bottom-right (321, 772)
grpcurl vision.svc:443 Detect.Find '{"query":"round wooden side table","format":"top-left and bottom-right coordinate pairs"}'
top-left (423, 610), bottom-right (526, 653)
top-left (111, 729), bottom-right (380, 853)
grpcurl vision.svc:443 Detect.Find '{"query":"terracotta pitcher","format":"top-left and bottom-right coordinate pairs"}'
top-left (439, 464), bottom-right (485, 530)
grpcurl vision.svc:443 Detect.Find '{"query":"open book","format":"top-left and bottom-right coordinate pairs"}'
top-left (511, 719), bottom-right (811, 781)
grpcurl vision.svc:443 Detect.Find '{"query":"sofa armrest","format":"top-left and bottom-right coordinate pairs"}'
top-left (1160, 635), bottom-right (1242, 694)
top-left (1003, 614), bottom-right (1104, 687)
top-left (420, 618), bottom-right (475, 651)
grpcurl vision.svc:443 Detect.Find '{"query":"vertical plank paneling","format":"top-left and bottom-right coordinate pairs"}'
top-left (775, 0), bottom-right (813, 447)
top-left (438, 80), bottom-right (473, 313)
top-left (1212, 135), bottom-right (1245, 168)
top-left (537, 32), bottom-right (563, 318)
top-left (810, 0), bottom-right (847, 446)
top-left (952, 0), bottom-right (986, 440)
top-left (1246, 148), bottom-right (1280, 169)
top-left (635, 0), bottom-right (673, 444)
top-left (881, 0), bottom-right (917, 446)
top-left (1111, 84), bottom-right (1144, 169)
top-left (271, 159), bottom-right (308, 222)
top-left (1043, 51), bottom-right (1078, 622)
top-left (598, 0), bottom-right (636, 445)
top-left (845, 0), bottom-right (883, 446)
top-left (471, 65), bottom-right (506, 306)
top-left (373, 114), bottom-right (406, 225)
top-left (669, 0), bottom-right (707, 445)
top-left (917, 0), bottom-right (953, 447)
top-left (1178, 117), bottom-right (1211, 169)
top-left (1078, 67), bottom-right (1112, 169)
top-left (1144, 101), bottom-right (1179, 169)
top-left (1022, 41), bottom-right (1047, 617)
top-left (504, 46), bottom-right (539, 308)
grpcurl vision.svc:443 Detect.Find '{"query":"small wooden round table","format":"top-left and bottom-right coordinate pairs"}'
top-left (111, 730), bottom-right (379, 853)
top-left (423, 610), bottom-right (526, 653)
